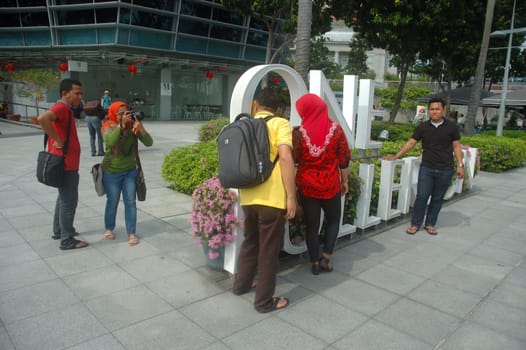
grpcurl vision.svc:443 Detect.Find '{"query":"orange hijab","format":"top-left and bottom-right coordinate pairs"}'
top-left (101, 101), bottom-right (128, 133)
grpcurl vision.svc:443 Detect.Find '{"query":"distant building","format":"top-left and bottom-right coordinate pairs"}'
top-left (322, 20), bottom-right (397, 82)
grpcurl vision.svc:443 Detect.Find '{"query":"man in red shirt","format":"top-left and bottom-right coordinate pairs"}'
top-left (38, 79), bottom-right (88, 250)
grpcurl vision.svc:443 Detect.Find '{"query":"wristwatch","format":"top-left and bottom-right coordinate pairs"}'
top-left (458, 164), bottom-right (464, 168)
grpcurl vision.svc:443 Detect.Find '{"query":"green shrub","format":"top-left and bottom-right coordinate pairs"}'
top-left (371, 121), bottom-right (414, 141)
top-left (198, 117), bottom-right (230, 142)
top-left (461, 135), bottom-right (526, 173)
top-left (161, 141), bottom-right (219, 195)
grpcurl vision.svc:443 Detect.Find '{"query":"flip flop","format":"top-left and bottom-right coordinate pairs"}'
top-left (128, 235), bottom-right (140, 246)
top-left (60, 239), bottom-right (89, 250)
top-left (104, 231), bottom-right (115, 240)
top-left (406, 226), bottom-right (418, 235)
top-left (424, 226), bottom-right (438, 235)
top-left (271, 297), bottom-right (289, 311)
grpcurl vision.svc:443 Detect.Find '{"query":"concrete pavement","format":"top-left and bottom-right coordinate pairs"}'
top-left (1, 118), bottom-right (525, 350)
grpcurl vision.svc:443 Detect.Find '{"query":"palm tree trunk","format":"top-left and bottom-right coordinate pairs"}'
top-left (388, 61), bottom-right (410, 123)
top-left (295, 0), bottom-right (312, 84)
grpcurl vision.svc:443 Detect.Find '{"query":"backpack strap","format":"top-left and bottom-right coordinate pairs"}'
top-left (43, 108), bottom-right (73, 155)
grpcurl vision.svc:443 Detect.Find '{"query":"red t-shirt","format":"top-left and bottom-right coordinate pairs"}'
top-left (293, 123), bottom-right (351, 199)
top-left (47, 101), bottom-right (81, 171)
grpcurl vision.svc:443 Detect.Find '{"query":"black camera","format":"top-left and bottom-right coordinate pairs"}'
top-left (130, 111), bottom-right (145, 121)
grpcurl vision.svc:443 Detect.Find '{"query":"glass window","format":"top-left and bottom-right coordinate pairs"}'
top-left (56, 10), bottom-right (95, 25)
top-left (133, 11), bottom-right (172, 30)
top-left (59, 28), bottom-right (97, 45)
top-left (130, 29), bottom-right (171, 49)
top-left (18, 0), bottom-right (46, 6)
top-left (210, 24), bottom-right (241, 42)
top-left (0, 33), bottom-right (23, 45)
top-left (178, 18), bottom-right (209, 37)
top-left (207, 40), bottom-right (241, 58)
top-left (1, 0), bottom-right (18, 7)
top-left (95, 8), bottom-right (117, 23)
top-left (0, 13), bottom-right (20, 27)
top-left (21, 11), bottom-right (49, 26)
top-left (212, 8), bottom-right (243, 25)
top-left (176, 36), bottom-right (207, 54)
top-left (24, 30), bottom-right (51, 45)
top-left (247, 30), bottom-right (267, 46)
top-left (249, 18), bottom-right (267, 31)
top-left (133, 0), bottom-right (175, 11)
top-left (180, 0), bottom-right (211, 19)
top-left (97, 27), bottom-right (116, 43)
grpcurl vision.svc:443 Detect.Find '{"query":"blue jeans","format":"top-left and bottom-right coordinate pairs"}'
top-left (86, 115), bottom-right (103, 155)
top-left (411, 166), bottom-right (454, 228)
top-left (103, 168), bottom-right (137, 234)
top-left (53, 171), bottom-right (79, 244)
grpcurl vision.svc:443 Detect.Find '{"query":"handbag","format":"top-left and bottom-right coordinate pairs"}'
top-left (91, 163), bottom-right (105, 196)
top-left (135, 141), bottom-right (146, 201)
top-left (36, 113), bottom-right (72, 188)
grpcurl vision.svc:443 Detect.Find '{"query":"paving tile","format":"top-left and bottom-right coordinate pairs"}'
top-left (337, 237), bottom-right (402, 262)
top-left (279, 265), bottom-right (352, 293)
top-left (85, 285), bottom-right (173, 331)
top-left (63, 265), bottom-right (140, 300)
top-left (66, 334), bottom-right (126, 350)
top-left (439, 321), bottom-right (525, 350)
top-left (5, 303), bottom-right (106, 350)
top-left (96, 239), bottom-right (160, 263)
top-left (0, 203), bottom-right (48, 218)
top-left (488, 281), bottom-right (526, 310)
top-left (44, 247), bottom-right (113, 277)
top-left (504, 265), bottom-right (526, 289)
top-left (470, 300), bottom-right (526, 341)
top-left (114, 310), bottom-right (216, 350)
top-left (142, 230), bottom-right (195, 253)
top-left (147, 269), bottom-right (224, 308)
top-left (432, 265), bottom-right (500, 297)
top-left (5, 212), bottom-right (54, 231)
top-left (0, 259), bottom-right (57, 293)
top-left (333, 319), bottom-right (430, 350)
top-left (0, 242), bottom-right (41, 268)
top-left (221, 316), bottom-right (327, 350)
top-left (0, 278), bottom-right (79, 324)
top-left (277, 295), bottom-right (367, 343)
top-left (200, 341), bottom-right (231, 350)
top-left (322, 278), bottom-right (399, 316)
top-left (0, 230), bottom-right (24, 248)
top-left (408, 279), bottom-right (481, 319)
top-left (16, 225), bottom-right (55, 242)
top-left (382, 250), bottom-right (450, 278)
top-left (119, 254), bottom-right (191, 283)
top-left (452, 253), bottom-right (514, 281)
top-left (180, 292), bottom-right (268, 339)
top-left (374, 297), bottom-right (460, 345)
top-left (0, 325), bottom-right (15, 350)
top-left (356, 263), bottom-right (426, 295)
top-left (467, 242), bottom-right (523, 267)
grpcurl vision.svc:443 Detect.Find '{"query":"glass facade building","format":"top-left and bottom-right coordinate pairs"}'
top-left (0, 0), bottom-right (280, 120)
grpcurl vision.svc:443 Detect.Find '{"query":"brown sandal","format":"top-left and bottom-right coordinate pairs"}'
top-left (406, 226), bottom-right (418, 235)
top-left (104, 230), bottom-right (115, 240)
top-left (128, 234), bottom-right (140, 246)
top-left (424, 226), bottom-right (438, 235)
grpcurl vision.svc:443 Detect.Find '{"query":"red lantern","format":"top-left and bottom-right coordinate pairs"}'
top-left (205, 71), bottom-right (214, 79)
top-left (4, 63), bottom-right (15, 72)
top-left (273, 76), bottom-right (282, 85)
top-left (58, 63), bottom-right (68, 72)
top-left (128, 64), bottom-right (137, 74)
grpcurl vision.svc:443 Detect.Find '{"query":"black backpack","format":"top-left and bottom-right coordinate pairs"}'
top-left (217, 113), bottom-right (279, 188)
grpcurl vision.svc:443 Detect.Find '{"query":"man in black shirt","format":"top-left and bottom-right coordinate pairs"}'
top-left (388, 98), bottom-right (464, 235)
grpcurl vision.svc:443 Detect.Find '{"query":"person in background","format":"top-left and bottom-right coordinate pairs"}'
top-left (100, 102), bottom-right (153, 246)
top-left (232, 87), bottom-right (297, 313)
top-left (387, 98), bottom-right (464, 236)
top-left (37, 79), bottom-right (89, 250)
top-left (84, 101), bottom-right (105, 156)
top-left (100, 89), bottom-right (111, 116)
top-left (293, 93), bottom-right (351, 275)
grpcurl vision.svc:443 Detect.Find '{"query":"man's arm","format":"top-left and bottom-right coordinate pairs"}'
top-left (278, 144), bottom-right (297, 220)
top-left (452, 140), bottom-right (465, 179)
top-left (37, 110), bottom-right (64, 148)
top-left (385, 138), bottom-right (418, 160)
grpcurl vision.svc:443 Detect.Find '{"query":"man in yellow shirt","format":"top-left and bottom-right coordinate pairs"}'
top-left (232, 87), bottom-right (297, 312)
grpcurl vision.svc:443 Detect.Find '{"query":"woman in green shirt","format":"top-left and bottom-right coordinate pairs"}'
top-left (101, 102), bottom-right (153, 246)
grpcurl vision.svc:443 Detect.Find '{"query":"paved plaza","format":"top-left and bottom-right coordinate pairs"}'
top-left (1, 118), bottom-right (525, 350)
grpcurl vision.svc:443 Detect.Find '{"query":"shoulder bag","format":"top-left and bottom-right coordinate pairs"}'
top-left (135, 140), bottom-right (146, 201)
top-left (36, 112), bottom-right (72, 187)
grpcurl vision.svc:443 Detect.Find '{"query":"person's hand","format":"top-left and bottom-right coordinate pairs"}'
top-left (121, 111), bottom-right (133, 126)
top-left (456, 167), bottom-right (465, 179)
top-left (341, 180), bottom-right (349, 195)
top-left (284, 196), bottom-right (297, 220)
top-left (52, 139), bottom-right (64, 149)
top-left (132, 119), bottom-right (146, 136)
top-left (384, 155), bottom-right (397, 161)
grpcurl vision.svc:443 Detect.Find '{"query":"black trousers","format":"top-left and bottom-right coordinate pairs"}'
top-left (300, 192), bottom-right (342, 263)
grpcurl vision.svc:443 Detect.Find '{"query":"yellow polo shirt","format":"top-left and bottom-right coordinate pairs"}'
top-left (239, 112), bottom-right (292, 209)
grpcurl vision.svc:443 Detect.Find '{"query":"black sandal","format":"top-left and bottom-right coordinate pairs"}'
top-left (59, 238), bottom-right (89, 250)
top-left (319, 256), bottom-right (333, 272)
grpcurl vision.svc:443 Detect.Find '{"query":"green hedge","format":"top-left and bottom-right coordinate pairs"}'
top-left (198, 117), bottom-right (229, 142)
top-left (462, 135), bottom-right (526, 173)
top-left (161, 141), bottom-right (219, 195)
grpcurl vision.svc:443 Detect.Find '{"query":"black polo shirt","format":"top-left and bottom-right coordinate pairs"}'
top-left (412, 118), bottom-right (460, 170)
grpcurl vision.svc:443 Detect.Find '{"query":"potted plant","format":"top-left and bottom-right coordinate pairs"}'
top-left (190, 176), bottom-right (238, 270)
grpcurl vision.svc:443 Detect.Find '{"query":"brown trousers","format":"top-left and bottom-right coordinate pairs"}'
top-left (232, 205), bottom-right (285, 313)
